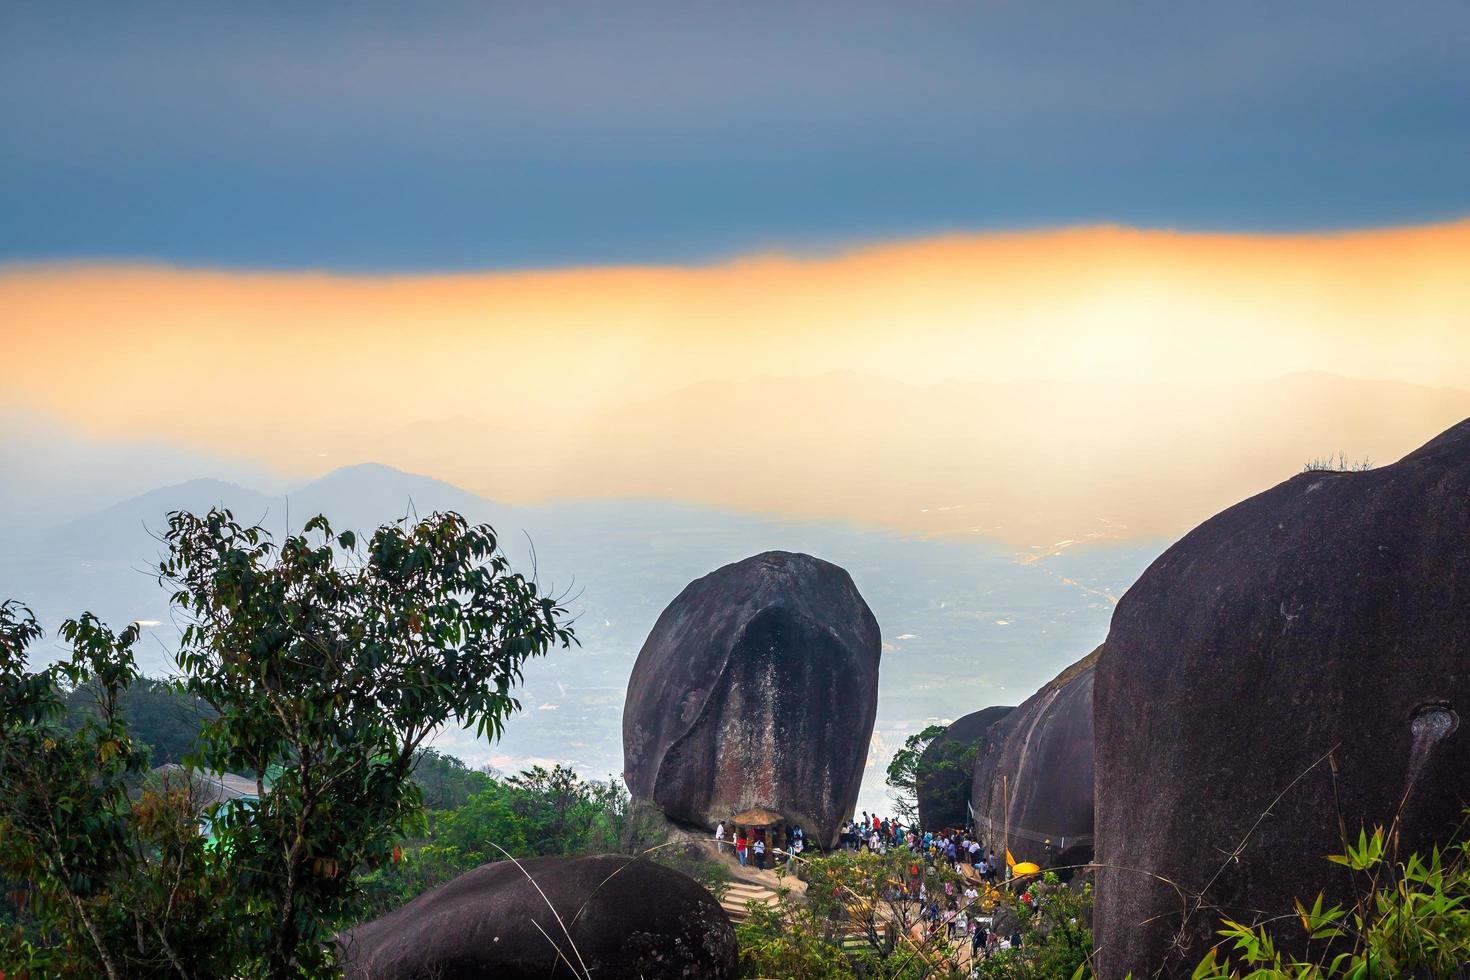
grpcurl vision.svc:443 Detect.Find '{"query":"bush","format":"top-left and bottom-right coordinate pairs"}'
top-left (737, 849), bottom-right (982, 979)
top-left (973, 872), bottom-right (1092, 980)
top-left (1189, 825), bottom-right (1470, 979)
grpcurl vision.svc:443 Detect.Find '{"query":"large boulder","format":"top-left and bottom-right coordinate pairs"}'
top-left (1094, 419), bottom-right (1470, 979)
top-left (916, 705), bottom-right (1014, 830)
top-left (340, 854), bottom-right (737, 979)
top-left (969, 649), bottom-right (1097, 867)
top-left (622, 551), bottom-right (881, 847)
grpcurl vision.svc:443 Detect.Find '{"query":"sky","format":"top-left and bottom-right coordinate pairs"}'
top-left (2, 1), bottom-right (1469, 539)
top-left (3, 1), bottom-right (1469, 270)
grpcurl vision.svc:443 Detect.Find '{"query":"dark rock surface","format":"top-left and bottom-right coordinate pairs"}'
top-left (340, 854), bottom-right (737, 979)
top-left (969, 649), bottom-right (1098, 867)
top-left (622, 551), bottom-right (881, 847)
top-left (916, 705), bottom-right (1015, 830)
top-left (1094, 419), bottom-right (1470, 979)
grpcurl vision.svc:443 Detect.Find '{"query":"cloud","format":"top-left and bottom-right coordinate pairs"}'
top-left (2, 2), bottom-right (1468, 267)
top-left (4, 222), bottom-right (1470, 543)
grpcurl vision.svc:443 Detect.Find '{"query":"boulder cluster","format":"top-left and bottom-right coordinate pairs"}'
top-left (353, 416), bottom-right (1470, 979)
top-left (932, 418), bottom-right (1470, 977)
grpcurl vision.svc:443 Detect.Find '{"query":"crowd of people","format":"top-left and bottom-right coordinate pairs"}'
top-left (840, 811), bottom-right (1026, 960)
top-left (712, 808), bottom-right (1052, 961)
top-left (837, 811), bottom-right (1008, 884)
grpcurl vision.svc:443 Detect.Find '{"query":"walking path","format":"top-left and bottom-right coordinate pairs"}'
top-left (719, 879), bottom-right (781, 921)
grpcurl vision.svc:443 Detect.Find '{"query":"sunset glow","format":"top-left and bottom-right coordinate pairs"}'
top-left (7, 221), bottom-right (1470, 440)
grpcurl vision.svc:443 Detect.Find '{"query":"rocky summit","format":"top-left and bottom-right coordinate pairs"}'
top-left (622, 551), bottom-right (881, 847)
top-left (340, 853), bottom-right (737, 979)
top-left (1094, 418), bottom-right (1470, 978)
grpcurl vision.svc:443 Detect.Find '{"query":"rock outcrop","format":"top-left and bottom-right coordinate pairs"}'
top-left (916, 705), bottom-right (1014, 830)
top-left (622, 551), bottom-right (881, 847)
top-left (340, 854), bottom-right (737, 979)
top-left (969, 649), bottom-right (1098, 867)
top-left (1094, 419), bottom-right (1470, 979)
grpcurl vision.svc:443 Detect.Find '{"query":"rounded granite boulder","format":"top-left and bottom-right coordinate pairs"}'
top-left (969, 650), bottom-right (1097, 868)
top-left (1094, 418), bottom-right (1470, 978)
top-left (622, 551), bottom-right (881, 848)
top-left (340, 853), bottom-right (737, 979)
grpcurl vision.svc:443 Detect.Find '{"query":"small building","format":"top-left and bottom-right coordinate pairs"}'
top-left (153, 763), bottom-right (260, 808)
top-left (730, 806), bottom-right (788, 850)
top-left (151, 764), bottom-right (262, 843)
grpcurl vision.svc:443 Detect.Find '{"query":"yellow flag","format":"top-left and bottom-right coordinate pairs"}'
top-left (1005, 849), bottom-right (1016, 868)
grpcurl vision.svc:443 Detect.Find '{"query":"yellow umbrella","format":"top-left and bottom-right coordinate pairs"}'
top-left (1011, 861), bottom-right (1041, 876)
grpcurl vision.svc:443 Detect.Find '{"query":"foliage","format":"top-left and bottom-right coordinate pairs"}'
top-left (1189, 825), bottom-right (1470, 980)
top-left (886, 725), bottom-right (982, 828)
top-left (62, 676), bottom-right (217, 768)
top-left (409, 748), bottom-right (494, 811)
top-left (354, 766), bottom-right (729, 923)
top-left (1302, 453), bottom-right (1375, 473)
top-left (0, 508), bottom-right (574, 979)
top-left (737, 898), bottom-right (859, 979)
top-left (502, 764), bottom-right (625, 855)
top-left (886, 725), bottom-right (948, 824)
top-left (737, 849), bottom-right (979, 979)
top-left (973, 872), bottom-right (1092, 980)
top-left (0, 603), bottom-right (233, 979)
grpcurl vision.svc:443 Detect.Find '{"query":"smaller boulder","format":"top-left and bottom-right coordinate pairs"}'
top-left (340, 854), bottom-right (737, 980)
top-left (970, 649), bottom-right (1099, 868)
top-left (916, 705), bottom-right (1015, 830)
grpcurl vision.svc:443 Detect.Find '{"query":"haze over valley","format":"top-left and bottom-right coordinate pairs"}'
top-left (5, 366), bottom-right (1467, 812)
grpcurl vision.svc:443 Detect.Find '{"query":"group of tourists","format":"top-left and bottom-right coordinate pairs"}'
top-left (839, 811), bottom-right (1006, 883)
top-left (714, 808), bottom-right (1044, 887)
top-left (714, 819), bottom-right (804, 871)
top-left (712, 808), bottom-right (1050, 962)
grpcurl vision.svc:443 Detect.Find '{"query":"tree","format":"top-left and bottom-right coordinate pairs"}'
top-left (410, 748), bottom-right (494, 811)
top-left (886, 725), bottom-right (948, 824)
top-left (161, 508), bottom-right (574, 976)
top-left (1, 507), bottom-right (574, 978)
top-left (0, 603), bottom-right (232, 979)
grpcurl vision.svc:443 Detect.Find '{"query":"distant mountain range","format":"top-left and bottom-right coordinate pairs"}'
top-left (0, 460), bottom-right (1162, 813)
top-left (8, 371), bottom-right (1468, 549)
top-left (243, 371), bottom-right (1470, 546)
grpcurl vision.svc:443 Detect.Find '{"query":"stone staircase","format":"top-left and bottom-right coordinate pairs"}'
top-left (720, 880), bottom-right (781, 922)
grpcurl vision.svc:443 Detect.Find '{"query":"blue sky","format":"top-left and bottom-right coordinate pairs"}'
top-left (3, 1), bottom-right (1468, 270)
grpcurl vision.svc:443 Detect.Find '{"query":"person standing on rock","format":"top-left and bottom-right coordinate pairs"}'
top-left (753, 836), bottom-right (766, 870)
top-left (715, 819), bottom-right (726, 854)
top-left (736, 831), bottom-right (748, 867)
